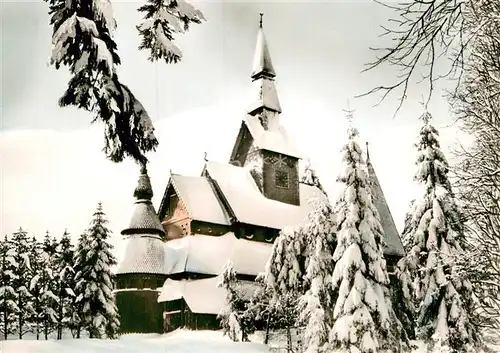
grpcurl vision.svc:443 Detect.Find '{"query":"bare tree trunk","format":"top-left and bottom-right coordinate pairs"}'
top-left (264, 310), bottom-right (271, 345)
top-left (286, 325), bottom-right (292, 353)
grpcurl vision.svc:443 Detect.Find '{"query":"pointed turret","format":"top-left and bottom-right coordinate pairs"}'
top-left (117, 164), bottom-right (168, 278)
top-left (247, 13), bottom-right (282, 116)
top-left (366, 142), bottom-right (404, 257)
top-left (121, 164), bottom-right (165, 237)
top-left (251, 14), bottom-right (276, 80)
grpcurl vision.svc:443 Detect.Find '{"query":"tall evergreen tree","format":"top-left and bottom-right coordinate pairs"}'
top-left (55, 230), bottom-right (75, 339)
top-left (39, 231), bottom-right (58, 339)
top-left (298, 197), bottom-right (337, 353)
top-left (327, 126), bottom-right (404, 353)
top-left (74, 202), bottom-right (119, 338)
top-left (28, 236), bottom-right (44, 339)
top-left (263, 226), bottom-right (308, 349)
top-left (398, 112), bottom-right (479, 352)
top-left (71, 231), bottom-right (89, 338)
top-left (10, 228), bottom-right (34, 339)
top-left (0, 234), bottom-right (16, 339)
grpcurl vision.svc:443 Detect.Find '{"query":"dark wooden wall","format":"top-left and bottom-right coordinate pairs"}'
top-left (116, 273), bottom-right (167, 290)
top-left (115, 290), bottom-right (164, 334)
top-left (262, 151), bottom-right (300, 206)
top-left (230, 125), bottom-right (253, 167)
top-left (162, 299), bottom-right (221, 333)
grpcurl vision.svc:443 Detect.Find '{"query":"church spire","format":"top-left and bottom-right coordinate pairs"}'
top-left (251, 13), bottom-right (276, 81)
top-left (247, 13), bottom-right (282, 117)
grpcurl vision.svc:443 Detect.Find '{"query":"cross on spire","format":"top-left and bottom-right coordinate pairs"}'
top-left (259, 13), bottom-right (264, 28)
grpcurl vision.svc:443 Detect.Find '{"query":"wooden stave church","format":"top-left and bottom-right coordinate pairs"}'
top-left (114, 16), bottom-right (405, 334)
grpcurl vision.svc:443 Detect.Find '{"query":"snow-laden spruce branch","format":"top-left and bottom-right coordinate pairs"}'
top-left (358, 0), bottom-right (470, 116)
top-left (43, 0), bottom-right (205, 164)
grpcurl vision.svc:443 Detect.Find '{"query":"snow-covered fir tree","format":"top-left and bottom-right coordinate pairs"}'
top-left (10, 228), bottom-right (34, 339)
top-left (328, 126), bottom-right (404, 353)
top-left (0, 234), bottom-right (16, 340)
top-left (298, 197), bottom-right (337, 353)
top-left (399, 111), bottom-right (479, 352)
top-left (42, 0), bottom-right (205, 164)
top-left (74, 203), bottom-right (120, 338)
top-left (263, 226), bottom-right (306, 348)
top-left (218, 260), bottom-right (247, 342)
top-left (55, 230), bottom-right (75, 340)
top-left (28, 236), bottom-right (44, 339)
top-left (71, 231), bottom-right (89, 338)
top-left (38, 231), bottom-right (59, 339)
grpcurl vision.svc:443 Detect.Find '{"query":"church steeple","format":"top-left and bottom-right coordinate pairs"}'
top-left (251, 14), bottom-right (276, 81)
top-left (247, 13), bottom-right (282, 116)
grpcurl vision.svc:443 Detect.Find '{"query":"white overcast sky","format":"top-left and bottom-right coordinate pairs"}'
top-left (1, 0), bottom-right (462, 260)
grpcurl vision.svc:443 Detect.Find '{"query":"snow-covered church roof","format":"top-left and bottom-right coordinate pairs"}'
top-left (366, 145), bottom-right (404, 257)
top-left (158, 276), bottom-right (262, 315)
top-left (118, 232), bottom-right (273, 277)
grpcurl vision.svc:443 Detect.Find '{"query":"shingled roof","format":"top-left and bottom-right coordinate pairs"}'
top-left (117, 165), bottom-right (167, 276)
top-left (366, 145), bottom-right (405, 257)
top-left (122, 166), bottom-right (165, 236)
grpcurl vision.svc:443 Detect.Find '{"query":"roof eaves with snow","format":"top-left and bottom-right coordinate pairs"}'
top-left (158, 277), bottom-right (263, 315)
top-left (243, 114), bottom-right (301, 159)
top-left (163, 233), bottom-right (273, 277)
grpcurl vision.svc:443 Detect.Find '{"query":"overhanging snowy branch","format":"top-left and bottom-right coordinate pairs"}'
top-left (43, 0), bottom-right (205, 164)
top-left (137, 0), bottom-right (206, 63)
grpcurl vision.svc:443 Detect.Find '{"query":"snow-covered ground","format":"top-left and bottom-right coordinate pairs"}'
top-left (0, 330), bottom-right (270, 353)
top-left (1, 329), bottom-right (498, 353)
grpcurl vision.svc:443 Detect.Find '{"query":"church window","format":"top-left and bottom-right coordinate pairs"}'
top-left (264, 234), bottom-right (274, 243)
top-left (275, 170), bottom-right (289, 188)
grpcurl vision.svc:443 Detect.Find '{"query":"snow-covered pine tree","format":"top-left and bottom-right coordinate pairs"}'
top-left (392, 257), bottom-right (416, 341)
top-left (302, 161), bottom-right (328, 197)
top-left (328, 126), bottom-right (404, 353)
top-left (43, 0), bottom-right (205, 164)
top-left (74, 203), bottom-right (120, 338)
top-left (0, 234), bottom-right (16, 340)
top-left (264, 225), bottom-right (312, 351)
top-left (218, 260), bottom-right (246, 342)
top-left (10, 228), bottom-right (35, 339)
top-left (27, 236), bottom-right (44, 339)
top-left (298, 197), bottom-right (337, 353)
top-left (39, 231), bottom-right (59, 339)
top-left (400, 111), bottom-right (479, 352)
top-left (55, 230), bottom-right (75, 340)
top-left (71, 231), bottom-right (89, 338)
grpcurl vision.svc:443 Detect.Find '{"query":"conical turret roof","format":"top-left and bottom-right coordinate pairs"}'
top-left (121, 164), bottom-right (165, 236)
